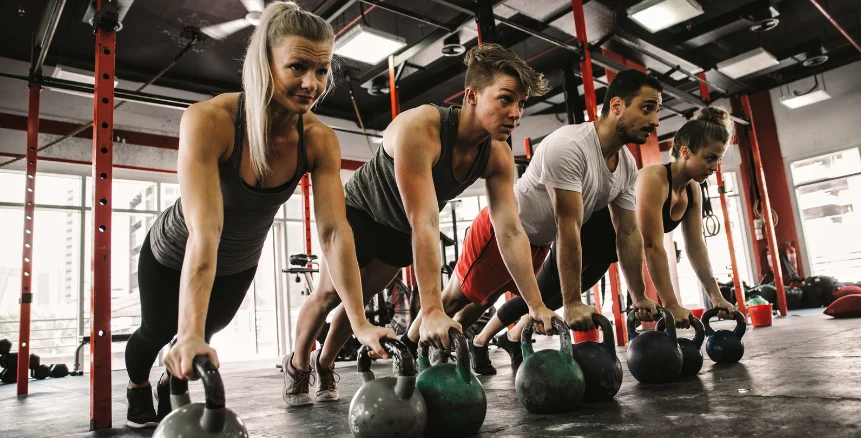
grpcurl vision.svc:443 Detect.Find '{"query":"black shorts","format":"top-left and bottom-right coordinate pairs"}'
top-left (346, 206), bottom-right (413, 268)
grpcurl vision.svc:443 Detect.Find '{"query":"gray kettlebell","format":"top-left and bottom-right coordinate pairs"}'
top-left (153, 355), bottom-right (248, 438)
top-left (348, 338), bottom-right (427, 438)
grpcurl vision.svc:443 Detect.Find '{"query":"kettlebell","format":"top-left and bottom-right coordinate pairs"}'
top-left (626, 307), bottom-right (683, 384)
top-left (153, 355), bottom-right (248, 438)
top-left (515, 318), bottom-right (585, 414)
top-left (348, 338), bottom-right (427, 438)
top-left (702, 307), bottom-right (746, 364)
top-left (570, 313), bottom-right (622, 401)
top-left (657, 314), bottom-right (705, 377)
top-left (417, 329), bottom-right (487, 437)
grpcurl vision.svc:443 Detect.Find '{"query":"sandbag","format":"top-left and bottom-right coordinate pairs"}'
top-left (824, 295), bottom-right (861, 318)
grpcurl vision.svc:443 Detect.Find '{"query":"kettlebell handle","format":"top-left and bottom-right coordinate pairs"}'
top-left (357, 338), bottom-right (417, 401)
top-left (702, 307), bottom-right (746, 339)
top-left (522, 318), bottom-right (573, 361)
top-left (418, 329), bottom-right (471, 384)
top-left (592, 313), bottom-right (617, 358)
top-left (627, 307), bottom-right (677, 342)
top-left (657, 314), bottom-right (706, 348)
top-left (168, 355), bottom-right (227, 433)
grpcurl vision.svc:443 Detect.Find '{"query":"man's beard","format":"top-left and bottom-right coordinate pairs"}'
top-left (616, 116), bottom-right (650, 145)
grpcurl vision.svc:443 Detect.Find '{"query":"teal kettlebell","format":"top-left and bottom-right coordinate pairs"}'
top-left (515, 318), bottom-right (585, 414)
top-left (348, 338), bottom-right (427, 438)
top-left (153, 355), bottom-right (248, 438)
top-left (417, 329), bottom-right (487, 437)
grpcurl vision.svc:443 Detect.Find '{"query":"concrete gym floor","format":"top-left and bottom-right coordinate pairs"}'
top-left (2, 308), bottom-right (860, 437)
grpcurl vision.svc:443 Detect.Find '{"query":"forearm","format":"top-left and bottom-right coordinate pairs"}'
top-left (177, 234), bottom-right (219, 337)
top-left (617, 231), bottom-right (650, 304)
top-left (642, 245), bottom-right (680, 307)
top-left (496, 226), bottom-right (545, 311)
top-left (319, 226), bottom-right (369, 329)
top-left (556, 224), bottom-right (583, 307)
top-left (412, 223), bottom-right (443, 313)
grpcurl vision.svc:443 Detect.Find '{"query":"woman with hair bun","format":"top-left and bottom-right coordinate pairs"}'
top-left (123, 1), bottom-right (393, 428)
top-left (635, 106), bottom-right (738, 326)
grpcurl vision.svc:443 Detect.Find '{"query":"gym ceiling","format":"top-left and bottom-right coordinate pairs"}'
top-left (1, 0), bottom-right (858, 133)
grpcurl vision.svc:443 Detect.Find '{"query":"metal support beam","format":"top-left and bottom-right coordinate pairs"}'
top-left (571, 0), bottom-right (598, 122)
top-left (740, 95), bottom-right (788, 316)
top-left (301, 175), bottom-right (312, 256)
top-left (357, 0), bottom-right (455, 31)
top-left (475, 0), bottom-right (497, 44)
top-left (90, 0), bottom-right (119, 430)
top-left (16, 81), bottom-right (41, 396)
top-left (388, 55), bottom-right (400, 119)
top-left (561, 62), bottom-right (583, 124)
top-left (30, 0), bottom-right (67, 80)
top-left (698, 74), bottom-right (746, 317)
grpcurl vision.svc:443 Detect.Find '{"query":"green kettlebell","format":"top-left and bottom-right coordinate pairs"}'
top-left (515, 318), bottom-right (585, 414)
top-left (417, 329), bottom-right (487, 437)
top-left (348, 338), bottom-right (427, 438)
top-left (153, 355), bottom-right (248, 438)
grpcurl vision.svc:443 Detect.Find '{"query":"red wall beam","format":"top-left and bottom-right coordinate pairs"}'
top-left (571, 0), bottom-right (597, 122)
top-left (741, 95), bottom-right (788, 316)
top-left (16, 82), bottom-right (40, 395)
top-left (90, 8), bottom-right (115, 428)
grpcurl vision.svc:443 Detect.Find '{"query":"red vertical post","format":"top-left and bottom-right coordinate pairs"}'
top-left (524, 138), bottom-right (532, 160)
top-left (16, 81), bottom-right (41, 395)
top-left (90, 1), bottom-right (116, 429)
top-left (301, 175), bottom-right (312, 256)
top-left (388, 55), bottom-right (400, 119)
top-left (608, 265), bottom-right (627, 346)
top-left (741, 95), bottom-right (788, 316)
top-left (697, 73), bottom-right (747, 316)
top-left (571, 0), bottom-right (597, 122)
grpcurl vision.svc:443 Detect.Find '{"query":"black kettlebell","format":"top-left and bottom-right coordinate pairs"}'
top-left (570, 313), bottom-right (622, 401)
top-left (153, 355), bottom-right (248, 438)
top-left (626, 307), bottom-right (683, 384)
top-left (657, 314), bottom-right (705, 377)
top-left (348, 338), bottom-right (427, 438)
top-left (702, 307), bottom-right (746, 364)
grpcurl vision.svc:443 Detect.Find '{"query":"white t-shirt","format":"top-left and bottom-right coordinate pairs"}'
top-left (515, 122), bottom-right (638, 246)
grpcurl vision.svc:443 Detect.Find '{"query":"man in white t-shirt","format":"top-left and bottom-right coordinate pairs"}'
top-left (403, 70), bottom-right (671, 374)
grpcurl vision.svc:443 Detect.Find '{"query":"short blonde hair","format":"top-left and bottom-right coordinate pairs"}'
top-left (463, 43), bottom-right (550, 97)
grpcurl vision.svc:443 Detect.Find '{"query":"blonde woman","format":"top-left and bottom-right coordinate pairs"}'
top-left (123, 2), bottom-right (393, 428)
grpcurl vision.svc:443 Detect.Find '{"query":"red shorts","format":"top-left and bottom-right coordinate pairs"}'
top-left (455, 207), bottom-right (551, 304)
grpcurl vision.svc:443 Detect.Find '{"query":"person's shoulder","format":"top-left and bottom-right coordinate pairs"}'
top-left (636, 163), bottom-right (667, 187)
top-left (301, 111), bottom-right (338, 143)
top-left (392, 104), bottom-right (442, 135)
top-left (541, 123), bottom-right (595, 157)
top-left (184, 93), bottom-right (237, 127)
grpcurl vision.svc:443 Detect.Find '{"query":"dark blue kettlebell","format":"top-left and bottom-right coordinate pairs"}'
top-left (626, 307), bottom-right (683, 384)
top-left (570, 313), bottom-right (622, 401)
top-left (657, 314), bottom-right (705, 377)
top-left (702, 307), bottom-right (746, 364)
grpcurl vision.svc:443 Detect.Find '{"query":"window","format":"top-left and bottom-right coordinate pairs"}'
top-left (791, 148), bottom-right (861, 280)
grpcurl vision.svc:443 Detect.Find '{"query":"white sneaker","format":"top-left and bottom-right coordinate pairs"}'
top-left (282, 352), bottom-right (314, 406)
top-left (310, 350), bottom-right (339, 402)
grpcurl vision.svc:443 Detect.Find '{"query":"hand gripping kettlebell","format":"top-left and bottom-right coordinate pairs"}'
top-left (348, 338), bottom-right (427, 438)
top-left (626, 307), bottom-right (684, 384)
top-left (515, 318), bottom-right (585, 414)
top-left (571, 313), bottom-right (623, 401)
top-left (417, 329), bottom-right (487, 437)
top-left (702, 307), bottom-right (746, 364)
top-left (153, 355), bottom-right (248, 438)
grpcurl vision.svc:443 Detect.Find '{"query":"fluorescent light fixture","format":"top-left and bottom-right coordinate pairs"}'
top-left (334, 25), bottom-right (406, 65)
top-left (780, 89), bottom-right (831, 109)
top-left (716, 47), bottom-right (779, 79)
top-left (627, 0), bottom-right (704, 33)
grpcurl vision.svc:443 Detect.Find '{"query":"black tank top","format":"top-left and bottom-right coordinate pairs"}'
top-left (344, 104), bottom-right (492, 233)
top-left (662, 163), bottom-right (695, 233)
top-left (149, 92), bottom-right (307, 275)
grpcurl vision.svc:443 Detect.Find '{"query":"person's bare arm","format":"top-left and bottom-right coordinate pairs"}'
top-left (548, 187), bottom-right (598, 331)
top-left (167, 102), bottom-right (230, 379)
top-left (307, 125), bottom-right (395, 357)
top-left (484, 142), bottom-right (559, 333)
top-left (391, 107), bottom-right (460, 349)
top-left (680, 182), bottom-right (736, 316)
top-left (632, 167), bottom-right (688, 327)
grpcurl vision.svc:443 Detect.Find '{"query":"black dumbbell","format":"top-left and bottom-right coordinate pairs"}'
top-left (0, 352), bottom-right (17, 384)
top-left (29, 353), bottom-right (40, 369)
top-left (0, 339), bottom-right (11, 359)
top-left (31, 364), bottom-right (50, 380)
top-left (49, 364), bottom-right (69, 378)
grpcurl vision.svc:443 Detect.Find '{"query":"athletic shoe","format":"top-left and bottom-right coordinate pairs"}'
top-left (310, 350), bottom-right (339, 402)
top-left (126, 384), bottom-right (158, 428)
top-left (282, 352), bottom-right (314, 406)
